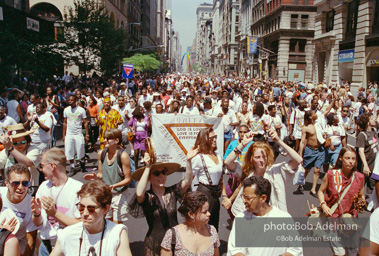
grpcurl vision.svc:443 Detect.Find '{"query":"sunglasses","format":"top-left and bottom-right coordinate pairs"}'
top-left (76, 203), bottom-right (101, 213)
top-left (13, 140), bottom-right (27, 146)
top-left (152, 168), bottom-right (168, 177)
top-left (209, 135), bottom-right (218, 140)
top-left (10, 181), bottom-right (31, 188)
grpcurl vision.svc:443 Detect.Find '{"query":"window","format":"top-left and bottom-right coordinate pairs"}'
top-left (303, 0), bottom-right (309, 5)
top-left (325, 9), bottom-right (335, 32)
top-left (291, 14), bottom-right (298, 29)
top-left (289, 39), bottom-right (306, 52)
top-left (373, 0), bottom-right (379, 34)
top-left (292, 0), bottom-right (299, 4)
top-left (301, 14), bottom-right (308, 29)
top-left (345, 0), bottom-right (359, 39)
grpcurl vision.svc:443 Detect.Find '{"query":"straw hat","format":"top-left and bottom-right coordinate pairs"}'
top-left (131, 162), bottom-right (181, 181)
top-left (7, 124), bottom-right (33, 139)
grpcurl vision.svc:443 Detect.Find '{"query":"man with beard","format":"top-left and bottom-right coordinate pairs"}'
top-left (214, 98), bottom-right (239, 151)
top-left (96, 97), bottom-right (123, 150)
top-left (0, 106), bottom-right (16, 136)
top-left (112, 96), bottom-right (129, 146)
top-left (63, 95), bottom-right (89, 175)
top-left (25, 102), bottom-right (53, 154)
top-left (0, 164), bottom-right (39, 255)
top-left (228, 176), bottom-right (302, 256)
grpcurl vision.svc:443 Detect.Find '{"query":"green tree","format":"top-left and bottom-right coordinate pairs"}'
top-left (122, 53), bottom-right (161, 73)
top-left (63, 0), bottom-right (127, 75)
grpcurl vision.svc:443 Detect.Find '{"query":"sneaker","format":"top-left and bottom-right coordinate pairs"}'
top-left (298, 185), bottom-right (304, 192)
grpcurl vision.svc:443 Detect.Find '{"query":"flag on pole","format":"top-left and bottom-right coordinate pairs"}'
top-left (247, 37), bottom-right (258, 54)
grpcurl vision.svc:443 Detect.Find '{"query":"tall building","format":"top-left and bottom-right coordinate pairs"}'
top-left (195, 3), bottom-right (213, 69)
top-left (313, 0), bottom-right (379, 93)
top-left (127, 0), bottom-right (142, 49)
top-left (245, 0), bottom-right (316, 81)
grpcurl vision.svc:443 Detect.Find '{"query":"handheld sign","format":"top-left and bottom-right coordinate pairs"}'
top-left (122, 63), bottom-right (133, 79)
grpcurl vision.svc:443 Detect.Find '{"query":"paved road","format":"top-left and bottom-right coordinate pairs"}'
top-left (62, 133), bottom-right (368, 256)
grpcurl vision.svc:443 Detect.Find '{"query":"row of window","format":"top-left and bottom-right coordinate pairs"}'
top-left (291, 14), bottom-right (309, 29)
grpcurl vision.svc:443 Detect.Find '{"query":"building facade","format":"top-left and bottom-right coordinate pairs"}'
top-left (314, 0), bottom-right (379, 93)
top-left (195, 3), bottom-right (213, 69)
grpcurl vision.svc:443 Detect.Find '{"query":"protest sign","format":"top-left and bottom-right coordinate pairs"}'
top-left (151, 114), bottom-right (224, 167)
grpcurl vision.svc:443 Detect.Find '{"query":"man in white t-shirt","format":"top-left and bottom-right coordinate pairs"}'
top-left (0, 164), bottom-right (39, 255)
top-left (27, 94), bottom-right (39, 117)
top-left (289, 99), bottom-right (307, 151)
top-left (25, 102), bottom-right (53, 154)
top-left (138, 88), bottom-right (152, 107)
top-left (0, 106), bottom-right (16, 135)
top-left (112, 96), bottom-right (129, 146)
top-left (228, 176), bottom-right (303, 256)
top-left (213, 98), bottom-right (239, 151)
top-left (31, 148), bottom-right (82, 255)
top-left (63, 95), bottom-right (89, 175)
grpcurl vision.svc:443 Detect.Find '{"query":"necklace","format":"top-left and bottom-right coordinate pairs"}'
top-left (79, 220), bottom-right (106, 256)
top-left (50, 177), bottom-right (68, 208)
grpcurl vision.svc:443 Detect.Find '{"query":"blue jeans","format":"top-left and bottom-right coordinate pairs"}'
top-left (51, 112), bottom-right (59, 147)
top-left (38, 241), bottom-right (50, 256)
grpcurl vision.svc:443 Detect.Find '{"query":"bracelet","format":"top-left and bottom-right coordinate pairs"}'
top-left (320, 201), bottom-right (326, 207)
top-left (33, 213), bottom-right (41, 217)
top-left (233, 147), bottom-right (241, 155)
top-left (222, 195), bottom-right (228, 198)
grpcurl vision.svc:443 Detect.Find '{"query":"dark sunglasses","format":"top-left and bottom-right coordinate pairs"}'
top-left (13, 140), bottom-right (27, 146)
top-left (209, 135), bottom-right (218, 140)
top-left (76, 203), bottom-right (100, 213)
top-left (10, 181), bottom-right (31, 188)
top-left (152, 168), bottom-right (168, 177)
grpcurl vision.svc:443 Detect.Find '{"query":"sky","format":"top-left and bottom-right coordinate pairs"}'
top-left (171, 0), bottom-right (212, 53)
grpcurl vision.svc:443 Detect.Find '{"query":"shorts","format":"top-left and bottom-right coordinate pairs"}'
top-left (324, 144), bottom-right (342, 166)
top-left (303, 146), bottom-right (325, 169)
top-left (65, 134), bottom-right (85, 161)
top-left (105, 189), bottom-right (129, 222)
top-left (293, 130), bottom-right (302, 140)
top-left (224, 130), bottom-right (232, 141)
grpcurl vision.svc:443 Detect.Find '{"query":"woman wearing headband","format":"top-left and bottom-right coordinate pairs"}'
top-left (50, 180), bottom-right (132, 256)
top-left (129, 147), bottom-right (198, 256)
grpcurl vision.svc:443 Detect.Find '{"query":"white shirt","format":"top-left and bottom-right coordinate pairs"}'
top-left (6, 100), bottom-right (20, 122)
top-left (325, 124), bottom-right (345, 146)
top-left (64, 106), bottom-right (87, 136)
top-left (138, 95), bottom-right (152, 106)
top-left (0, 145), bottom-right (40, 186)
top-left (36, 178), bottom-right (82, 240)
top-left (248, 114), bottom-right (266, 135)
top-left (30, 112), bottom-right (53, 144)
top-left (231, 161), bottom-right (297, 216)
top-left (0, 115), bottom-right (17, 135)
top-left (290, 108), bottom-right (306, 137)
top-left (362, 207), bottom-right (379, 244)
top-left (112, 105), bottom-right (129, 131)
top-left (228, 207), bottom-right (303, 256)
top-left (0, 187), bottom-right (39, 254)
top-left (27, 104), bottom-right (37, 116)
top-left (192, 153), bottom-right (223, 185)
top-left (213, 108), bottom-right (238, 132)
top-left (180, 105), bottom-right (200, 115)
top-left (58, 220), bottom-right (127, 256)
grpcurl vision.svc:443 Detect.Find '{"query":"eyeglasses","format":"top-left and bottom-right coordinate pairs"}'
top-left (240, 194), bottom-right (258, 202)
top-left (104, 137), bottom-right (114, 141)
top-left (13, 140), bottom-right (27, 146)
top-left (9, 181), bottom-right (31, 188)
top-left (76, 203), bottom-right (101, 213)
top-left (239, 131), bottom-right (249, 134)
top-left (209, 135), bottom-right (217, 141)
top-left (152, 168), bottom-right (168, 177)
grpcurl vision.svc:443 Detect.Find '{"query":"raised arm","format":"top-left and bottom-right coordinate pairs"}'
top-left (269, 128), bottom-right (302, 170)
top-left (136, 153), bottom-right (151, 204)
top-left (224, 131), bottom-right (254, 171)
top-left (180, 146), bottom-right (199, 194)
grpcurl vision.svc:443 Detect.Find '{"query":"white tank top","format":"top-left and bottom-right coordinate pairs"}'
top-left (136, 121), bottom-right (145, 132)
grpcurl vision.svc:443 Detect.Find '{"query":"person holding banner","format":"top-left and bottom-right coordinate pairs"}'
top-left (191, 127), bottom-right (224, 231)
top-left (129, 147), bottom-right (198, 256)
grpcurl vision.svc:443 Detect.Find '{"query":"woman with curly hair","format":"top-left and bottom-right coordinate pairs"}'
top-left (161, 191), bottom-right (220, 256)
top-left (224, 128), bottom-right (302, 217)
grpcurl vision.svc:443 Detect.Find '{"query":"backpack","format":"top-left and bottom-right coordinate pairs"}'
top-left (100, 148), bottom-right (136, 188)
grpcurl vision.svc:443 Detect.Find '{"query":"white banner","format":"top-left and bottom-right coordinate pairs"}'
top-left (151, 114), bottom-right (224, 167)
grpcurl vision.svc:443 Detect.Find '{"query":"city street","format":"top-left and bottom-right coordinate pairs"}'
top-left (60, 131), bottom-right (368, 256)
